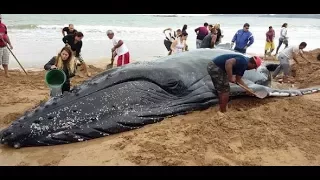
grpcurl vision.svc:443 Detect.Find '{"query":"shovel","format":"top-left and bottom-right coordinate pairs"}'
top-left (0, 37), bottom-right (28, 75)
top-left (236, 83), bottom-right (268, 99)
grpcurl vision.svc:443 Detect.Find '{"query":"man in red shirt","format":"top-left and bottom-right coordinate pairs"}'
top-left (0, 14), bottom-right (13, 77)
top-left (265, 26), bottom-right (275, 58)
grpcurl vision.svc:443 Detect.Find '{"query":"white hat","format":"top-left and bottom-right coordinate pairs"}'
top-left (106, 30), bottom-right (114, 35)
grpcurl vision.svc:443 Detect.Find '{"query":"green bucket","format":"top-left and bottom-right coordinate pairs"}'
top-left (45, 69), bottom-right (67, 97)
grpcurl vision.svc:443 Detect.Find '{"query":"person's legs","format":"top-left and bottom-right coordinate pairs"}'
top-left (123, 52), bottom-right (130, 65)
top-left (275, 39), bottom-right (283, 54)
top-left (1, 47), bottom-right (10, 77)
top-left (196, 39), bottom-right (202, 49)
top-left (77, 55), bottom-right (91, 77)
top-left (272, 64), bottom-right (283, 79)
top-left (281, 63), bottom-right (291, 83)
top-left (264, 42), bottom-right (270, 57)
top-left (207, 61), bottom-right (230, 112)
top-left (117, 54), bottom-right (124, 67)
top-left (269, 41), bottom-right (275, 54)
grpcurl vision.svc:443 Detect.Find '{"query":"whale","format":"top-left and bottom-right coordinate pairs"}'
top-left (1, 48), bottom-right (320, 148)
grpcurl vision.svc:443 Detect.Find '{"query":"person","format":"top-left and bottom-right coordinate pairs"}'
top-left (275, 23), bottom-right (289, 55)
top-left (182, 24), bottom-right (188, 34)
top-left (163, 28), bottom-right (182, 55)
top-left (207, 54), bottom-right (262, 112)
top-left (44, 46), bottom-right (76, 94)
top-left (272, 42), bottom-right (308, 83)
top-left (170, 32), bottom-right (188, 54)
top-left (200, 26), bottom-right (217, 49)
top-left (231, 23), bottom-right (254, 54)
top-left (106, 30), bottom-right (130, 67)
top-left (195, 22), bottom-right (209, 48)
top-left (62, 24), bottom-right (77, 37)
top-left (265, 26), bottom-right (275, 58)
top-left (62, 31), bottom-right (91, 77)
top-left (215, 24), bottom-right (224, 45)
top-left (0, 14), bottom-right (13, 78)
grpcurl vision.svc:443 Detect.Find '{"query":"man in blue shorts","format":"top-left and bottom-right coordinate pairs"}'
top-left (207, 54), bottom-right (262, 112)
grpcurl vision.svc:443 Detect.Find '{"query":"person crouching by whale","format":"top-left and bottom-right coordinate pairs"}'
top-left (44, 46), bottom-right (76, 94)
top-left (62, 31), bottom-right (91, 77)
top-left (207, 54), bottom-right (262, 112)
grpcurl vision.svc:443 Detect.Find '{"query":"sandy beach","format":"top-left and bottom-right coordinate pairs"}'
top-left (0, 50), bottom-right (320, 166)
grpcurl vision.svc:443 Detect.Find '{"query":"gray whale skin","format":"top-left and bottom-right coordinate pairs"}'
top-left (1, 48), bottom-right (320, 148)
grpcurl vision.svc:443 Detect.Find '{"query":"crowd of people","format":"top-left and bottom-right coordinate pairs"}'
top-left (0, 15), bottom-right (311, 112)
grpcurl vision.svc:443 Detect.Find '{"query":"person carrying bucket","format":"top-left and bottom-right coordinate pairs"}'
top-left (44, 46), bottom-right (76, 96)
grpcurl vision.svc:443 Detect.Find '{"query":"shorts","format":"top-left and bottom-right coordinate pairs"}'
top-left (0, 47), bottom-right (9, 65)
top-left (265, 41), bottom-right (275, 50)
top-left (207, 61), bottom-right (230, 93)
top-left (117, 52), bottom-right (130, 67)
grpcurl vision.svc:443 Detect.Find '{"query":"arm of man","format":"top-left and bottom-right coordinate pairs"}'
top-left (195, 27), bottom-right (200, 33)
top-left (75, 41), bottom-right (82, 57)
top-left (62, 34), bottom-right (70, 44)
top-left (225, 58), bottom-right (236, 82)
top-left (231, 31), bottom-right (238, 43)
top-left (112, 40), bottom-right (123, 52)
top-left (62, 27), bottom-right (68, 37)
top-left (210, 35), bottom-right (217, 48)
top-left (44, 57), bottom-right (57, 70)
top-left (246, 34), bottom-right (254, 48)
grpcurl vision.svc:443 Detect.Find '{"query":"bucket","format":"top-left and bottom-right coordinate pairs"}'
top-left (45, 69), bottom-right (67, 97)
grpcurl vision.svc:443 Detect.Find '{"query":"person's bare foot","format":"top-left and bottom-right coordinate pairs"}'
top-left (5, 74), bottom-right (10, 78)
top-left (87, 72), bottom-right (91, 77)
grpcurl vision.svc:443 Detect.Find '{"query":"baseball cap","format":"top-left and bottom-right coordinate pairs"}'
top-left (253, 56), bottom-right (262, 68)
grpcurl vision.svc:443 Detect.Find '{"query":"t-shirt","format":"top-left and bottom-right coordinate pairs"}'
top-left (62, 34), bottom-right (82, 57)
top-left (63, 27), bottom-right (77, 35)
top-left (195, 26), bottom-right (209, 40)
top-left (0, 22), bottom-right (8, 47)
top-left (280, 46), bottom-right (302, 59)
top-left (212, 54), bottom-right (249, 76)
top-left (112, 37), bottom-right (129, 56)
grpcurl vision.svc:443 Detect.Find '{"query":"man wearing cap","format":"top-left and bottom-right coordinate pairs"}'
top-left (0, 14), bottom-right (13, 78)
top-left (265, 26), bottom-right (275, 58)
top-left (207, 54), bottom-right (262, 112)
top-left (106, 30), bottom-right (130, 67)
top-left (231, 23), bottom-right (254, 54)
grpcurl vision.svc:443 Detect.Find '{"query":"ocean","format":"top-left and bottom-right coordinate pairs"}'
top-left (2, 14), bottom-right (320, 69)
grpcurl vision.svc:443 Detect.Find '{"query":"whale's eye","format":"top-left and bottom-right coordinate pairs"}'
top-left (48, 116), bottom-right (54, 120)
top-left (72, 109), bottom-right (78, 113)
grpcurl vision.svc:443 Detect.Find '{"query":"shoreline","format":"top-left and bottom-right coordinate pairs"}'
top-left (3, 51), bottom-right (276, 73)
